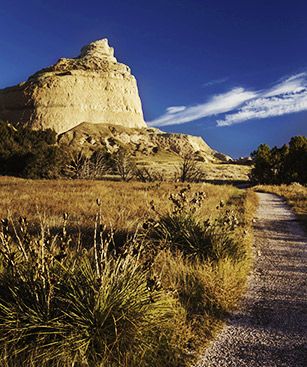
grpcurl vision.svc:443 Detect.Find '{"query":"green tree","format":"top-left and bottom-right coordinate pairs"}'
top-left (285, 136), bottom-right (307, 183)
top-left (250, 136), bottom-right (307, 184)
top-left (250, 144), bottom-right (272, 184)
top-left (0, 121), bottom-right (68, 178)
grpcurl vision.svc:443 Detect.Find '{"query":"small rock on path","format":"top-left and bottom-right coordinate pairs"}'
top-left (197, 192), bottom-right (307, 367)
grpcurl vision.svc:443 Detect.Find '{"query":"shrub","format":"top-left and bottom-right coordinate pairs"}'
top-left (0, 121), bottom-right (67, 178)
top-left (134, 167), bottom-right (165, 182)
top-left (176, 154), bottom-right (205, 183)
top-left (110, 148), bottom-right (136, 182)
top-left (146, 186), bottom-right (244, 261)
top-left (89, 149), bottom-right (112, 178)
top-left (64, 150), bottom-right (91, 179)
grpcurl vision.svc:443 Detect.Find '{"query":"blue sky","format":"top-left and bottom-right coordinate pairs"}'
top-left (0, 0), bottom-right (306, 157)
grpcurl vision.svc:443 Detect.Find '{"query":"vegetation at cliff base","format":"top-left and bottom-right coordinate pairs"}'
top-left (0, 121), bottom-right (251, 183)
top-left (0, 121), bottom-right (66, 178)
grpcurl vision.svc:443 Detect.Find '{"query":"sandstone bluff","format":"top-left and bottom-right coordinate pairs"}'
top-left (0, 39), bottom-right (146, 133)
top-left (0, 39), bottom-right (230, 162)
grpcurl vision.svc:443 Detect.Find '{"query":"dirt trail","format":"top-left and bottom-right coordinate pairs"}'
top-left (197, 192), bottom-right (307, 367)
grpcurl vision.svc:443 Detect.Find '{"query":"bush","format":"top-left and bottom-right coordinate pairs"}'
top-left (176, 154), bottom-right (205, 183)
top-left (134, 167), bottom-right (165, 182)
top-left (0, 121), bottom-right (67, 178)
top-left (146, 186), bottom-right (244, 261)
top-left (110, 148), bottom-right (136, 182)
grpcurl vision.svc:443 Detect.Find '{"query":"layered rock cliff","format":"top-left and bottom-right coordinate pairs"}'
top-left (0, 39), bottom-right (146, 133)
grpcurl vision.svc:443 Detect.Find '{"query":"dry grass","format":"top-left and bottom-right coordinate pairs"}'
top-left (0, 176), bottom-right (241, 232)
top-left (138, 155), bottom-right (251, 182)
top-left (0, 176), bottom-right (258, 366)
top-left (151, 188), bottom-right (257, 355)
top-left (255, 183), bottom-right (307, 230)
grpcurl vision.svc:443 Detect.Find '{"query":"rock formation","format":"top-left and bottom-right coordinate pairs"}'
top-left (58, 122), bottom-right (231, 163)
top-left (0, 39), bottom-right (232, 164)
top-left (0, 39), bottom-right (146, 133)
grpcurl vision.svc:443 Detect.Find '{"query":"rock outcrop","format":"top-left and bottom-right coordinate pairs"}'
top-left (0, 39), bottom-right (146, 133)
top-left (0, 39), bottom-right (232, 164)
top-left (58, 122), bottom-right (231, 163)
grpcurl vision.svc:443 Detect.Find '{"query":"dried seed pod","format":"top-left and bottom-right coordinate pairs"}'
top-left (1, 218), bottom-right (9, 227)
top-left (96, 198), bottom-right (102, 206)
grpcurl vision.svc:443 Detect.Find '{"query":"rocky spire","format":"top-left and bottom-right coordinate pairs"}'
top-left (79, 39), bottom-right (117, 62)
top-left (0, 39), bottom-right (146, 133)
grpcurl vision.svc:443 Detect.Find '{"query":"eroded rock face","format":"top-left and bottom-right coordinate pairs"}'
top-left (58, 122), bottom-right (231, 163)
top-left (0, 39), bottom-right (146, 133)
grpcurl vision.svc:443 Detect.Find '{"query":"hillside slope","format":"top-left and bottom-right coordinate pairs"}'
top-left (58, 122), bottom-right (231, 163)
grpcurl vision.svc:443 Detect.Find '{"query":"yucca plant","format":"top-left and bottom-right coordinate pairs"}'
top-left (0, 216), bottom-right (181, 367)
top-left (0, 186), bottom-right (255, 367)
top-left (146, 186), bottom-right (245, 261)
top-left (54, 253), bottom-right (178, 366)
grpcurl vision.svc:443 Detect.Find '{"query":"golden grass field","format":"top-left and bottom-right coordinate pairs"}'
top-left (0, 176), bottom-right (247, 231)
top-left (138, 154), bottom-right (251, 182)
top-left (0, 176), bottom-right (258, 367)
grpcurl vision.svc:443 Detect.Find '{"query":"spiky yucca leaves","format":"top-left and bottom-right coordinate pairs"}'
top-left (0, 187), bottom-right (257, 367)
top-left (0, 216), bottom-right (71, 366)
top-left (147, 186), bottom-right (245, 261)
top-left (0, 218), bottom-right (183, 367)
top-left (56, 255), bottom-right (179, 367)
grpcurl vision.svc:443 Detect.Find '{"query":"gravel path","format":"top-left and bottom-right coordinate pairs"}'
top-left (197, 192), bottom-right (307, 367)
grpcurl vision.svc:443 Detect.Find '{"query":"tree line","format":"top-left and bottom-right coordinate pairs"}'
top-left (0, 121), bottom-right (134, 180)
top-left (250, 136), bottom-right (307, 184)
top-left (0, 122), bottom-right (65, 178)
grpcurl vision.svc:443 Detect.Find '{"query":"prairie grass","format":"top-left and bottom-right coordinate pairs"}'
top-left (0, 177), bottom-right (240, 232)
top-left (0, 177), bottom-right (257, 366)
top-left (152, 188), bottom-right (256, 355)
top-left (0, 222), bottom-right (186, 367)
top-left (153, 250), bottom-right (250, 322)
top-left (255, 183), bottom-right (307, 230)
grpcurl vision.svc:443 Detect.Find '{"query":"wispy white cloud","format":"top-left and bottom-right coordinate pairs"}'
top-left (264, 73), bottom-right (306, 97)
top-left (166, 106), bottom-right (186, 114)
top-left (217, 73), bottom-right (307, 126)
top-left (149, 88), bottom-right (257, 127)
top-left (202, 77), bottom-right (229, 87)
top-left (148, 72), bottom-right (307, 128)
